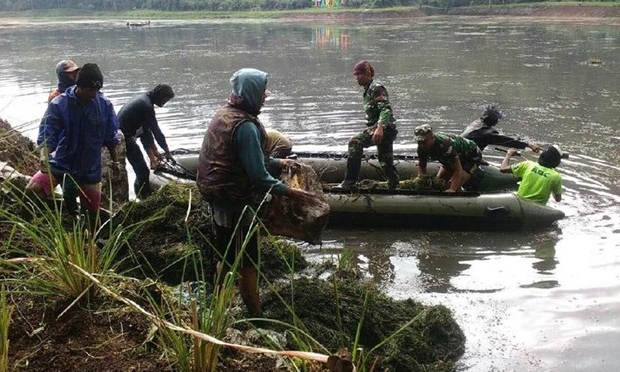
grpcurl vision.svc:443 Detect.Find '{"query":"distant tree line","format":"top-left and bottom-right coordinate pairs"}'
top-left (0, 0), bottom-right (614, 12)
top-left (0, 0), bottom-right (415, 11)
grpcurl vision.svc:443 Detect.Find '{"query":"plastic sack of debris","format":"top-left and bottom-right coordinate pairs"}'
top-left (0, 161), bottom-right (31, 191)
top-left (261, 162), bottom-right (330, 245)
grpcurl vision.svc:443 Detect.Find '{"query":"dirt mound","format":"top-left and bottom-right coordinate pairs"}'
top-left (0, 118), bottom-right (38, 176)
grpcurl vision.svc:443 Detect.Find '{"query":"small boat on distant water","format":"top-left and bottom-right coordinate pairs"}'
top-left (127, 21), bottom-right (151, 27)
top-left (148, 149), bottom-right (564, 231)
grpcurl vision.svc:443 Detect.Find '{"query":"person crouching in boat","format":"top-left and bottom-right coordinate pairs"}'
top-left (337, 60), bottom-right (399, 190)
top-left (196, 68), bottom-right (316, 317)
top-left (500, 146), bottom-right (563, 205)
top-left (415, 124), bottom-right (483, 193)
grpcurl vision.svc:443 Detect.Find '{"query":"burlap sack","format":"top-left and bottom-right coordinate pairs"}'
top-left (262, 162), bottom-right (330, 245)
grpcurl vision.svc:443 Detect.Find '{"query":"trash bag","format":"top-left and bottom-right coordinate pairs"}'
top-left (262, 162), bottom-right (330, 245)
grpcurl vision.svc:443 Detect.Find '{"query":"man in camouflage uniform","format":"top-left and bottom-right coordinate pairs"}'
top-left (337, 60), bottom-right (399, 190)
top-left (415, 124), bottom-right (482, 193)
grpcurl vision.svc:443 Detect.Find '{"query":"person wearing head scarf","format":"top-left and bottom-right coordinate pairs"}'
top-left (25, 63), bottom-right (120, 219)
top-left (461, 104), bottom-right (541, 153)
top-left (48, 59), bottom-right (81, 103)
top-left (337, 60), bottom-right (399, 190)
top-left (196, 68), bottom-right (315, 317)
top-left (118, 84), bottom-right (176, 199)
top-left (500, 145), bottom-right (563, 205)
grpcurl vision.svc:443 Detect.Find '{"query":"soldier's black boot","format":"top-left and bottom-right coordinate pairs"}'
top-left (335, 158), bottom-right (361, 190)
top-left (384, 164), bottom-right (399, 190)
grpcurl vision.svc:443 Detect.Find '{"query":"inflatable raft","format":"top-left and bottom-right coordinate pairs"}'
top-left (149, 150), bottom-right (564, 230)
top-left (168, 149), bottom-right (518, 192)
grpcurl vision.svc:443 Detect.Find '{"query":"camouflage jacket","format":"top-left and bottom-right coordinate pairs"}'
top-left (362, 79), bottom-right (395, 128)
top-left (418, 132), bottom-right (478, 168)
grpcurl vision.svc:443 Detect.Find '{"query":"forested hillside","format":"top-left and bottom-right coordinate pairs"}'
top-left (1, 0), bottom-right (616, 12)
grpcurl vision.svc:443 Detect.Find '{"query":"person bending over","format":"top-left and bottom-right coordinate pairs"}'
top-left (118, 84), bottom-right (176, 199)
top-left (415, 124), bottom-right (482, 193)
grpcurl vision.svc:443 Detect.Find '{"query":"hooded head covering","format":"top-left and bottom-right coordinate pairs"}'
top-left (76, 63), bottom-right (104, 89)
top-left (353, 60), bottom-right (375, 77)
top-left (55, 59), bottom-right (80, 91)
top-left (228, 68), bottom-right (268, 116)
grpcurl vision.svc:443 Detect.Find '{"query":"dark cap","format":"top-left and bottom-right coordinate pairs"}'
top-left (76, 63), bottom-right (103, 89)
top-left (538, 145), bottom-right (563, 168)
top-left (414, 124), bottom-right (433, 141)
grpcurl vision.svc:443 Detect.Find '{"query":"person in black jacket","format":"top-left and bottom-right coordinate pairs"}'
top-left (118, 84), bottom-right (175, 199)
top-left (461, 104), bottom-right (541, 153)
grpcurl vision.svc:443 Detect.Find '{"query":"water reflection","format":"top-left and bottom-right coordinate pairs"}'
top-left (320, 228), bottom-right (563, 295)
top-left (312, 25), bottom-right (349, 51)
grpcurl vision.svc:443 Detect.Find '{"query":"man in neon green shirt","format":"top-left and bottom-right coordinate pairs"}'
top-left (500, 145), bottom-right (563, 205)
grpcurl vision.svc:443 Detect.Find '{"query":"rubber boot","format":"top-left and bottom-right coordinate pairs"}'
top-left (335, 158), bottom-right (361, 190)
top-left (384, 164), bottom-right (399, 190)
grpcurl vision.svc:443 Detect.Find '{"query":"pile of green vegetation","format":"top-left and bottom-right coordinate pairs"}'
top-left (263, 275), bottom-right (465, 371)
top-left (108, 182), bottom-right (466, 370)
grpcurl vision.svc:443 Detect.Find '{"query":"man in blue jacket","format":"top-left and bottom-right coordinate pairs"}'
top-left (118, 84), bottom-right (175, 199)
top-left (25, 63), bottom-right (120, 217)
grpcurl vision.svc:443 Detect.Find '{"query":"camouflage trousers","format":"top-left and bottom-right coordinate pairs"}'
top-left (348, 125), bottom-right (399, 187)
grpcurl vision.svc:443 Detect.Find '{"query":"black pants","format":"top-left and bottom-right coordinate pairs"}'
top-left (125, 136), bottom-right (151, 198)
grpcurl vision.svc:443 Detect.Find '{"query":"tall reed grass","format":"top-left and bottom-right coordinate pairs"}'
top-left (0, 286), bottom-right (13, 372)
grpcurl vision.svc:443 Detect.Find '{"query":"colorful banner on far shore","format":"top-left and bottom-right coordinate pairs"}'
top-left (315, 0), bottom-right (346, 7)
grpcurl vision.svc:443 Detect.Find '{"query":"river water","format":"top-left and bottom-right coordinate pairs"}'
top-left (1, 17), bottom-right (619, 371)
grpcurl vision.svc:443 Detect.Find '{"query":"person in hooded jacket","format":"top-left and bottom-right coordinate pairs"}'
top-left (196, 68), bottom-right (315, 316)
top-left (118, 84), bottom-right (176, 199)
top-left (48, 59), bottom-right (81, 103)
top-left (461, 104), bottom-right (541, 153)
top-left (26, 63), bottom-right (120, 217)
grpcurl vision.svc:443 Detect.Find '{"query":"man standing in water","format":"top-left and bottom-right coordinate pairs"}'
top-left (25, 63), bottom-right (120, 218)
top-left (337, 60), bottom-right (399, 190)
top-left (118, 84), bottom-right (176, 199)
top-left (196, 68), bottom-right (315, 316)
top-left (500, 145), bottom-right (563, 205)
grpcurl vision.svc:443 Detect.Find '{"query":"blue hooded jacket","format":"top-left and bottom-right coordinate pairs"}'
top-left (37, 86), bottom-right (120, 184)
